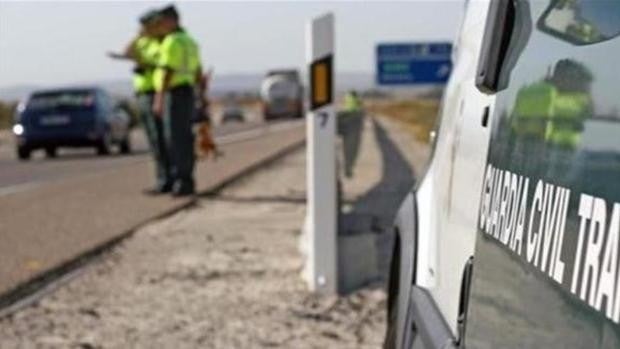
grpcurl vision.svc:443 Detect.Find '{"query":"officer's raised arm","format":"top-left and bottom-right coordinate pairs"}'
top-left (106, 37), bottom-right (139, 61)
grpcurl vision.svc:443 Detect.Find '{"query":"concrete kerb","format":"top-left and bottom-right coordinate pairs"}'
top-left (200, 138), bottom-right (306, 198)
top-left (0, 137), bottom-right (306, 319)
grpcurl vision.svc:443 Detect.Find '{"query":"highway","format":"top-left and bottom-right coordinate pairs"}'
top-left (0, 119), bottom-right (273, 195)
top-left (0, 115), bottom-right (305, 304)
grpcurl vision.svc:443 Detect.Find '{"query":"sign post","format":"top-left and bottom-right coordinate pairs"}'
top-left (302, 12), bottom-right (337, 294)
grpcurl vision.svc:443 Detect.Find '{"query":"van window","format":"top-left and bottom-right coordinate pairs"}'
top-left (539, 0), bottom-right (620, 45)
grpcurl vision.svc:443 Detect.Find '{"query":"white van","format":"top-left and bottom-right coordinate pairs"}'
top-left (384, 1), bottom-right (495, 347)
top-left (389, 0), bottom-right (620, 347)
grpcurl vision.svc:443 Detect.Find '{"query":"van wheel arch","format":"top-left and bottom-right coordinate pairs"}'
top-left (384, 193), bottom-right (419, 348)
top-left (384, 230), bottom-right (401, 348)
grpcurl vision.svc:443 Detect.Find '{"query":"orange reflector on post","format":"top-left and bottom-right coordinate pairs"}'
top-left (313, 63), bottom-right (328, 104)
top-left (310, 55), bottom-right (333, 110)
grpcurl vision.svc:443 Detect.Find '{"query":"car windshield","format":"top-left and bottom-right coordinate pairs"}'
top-left (27, 91), bottom-right (95, 111)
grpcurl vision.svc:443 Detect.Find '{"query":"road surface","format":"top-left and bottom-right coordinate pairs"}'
top-left (0, 116), bottom-right (305, 304)
top-left (0, 147), bottom-right (387, 349)
top-left (0, 119), bottom-right (274, 194)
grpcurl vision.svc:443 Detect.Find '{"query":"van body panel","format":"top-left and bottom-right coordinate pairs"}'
top-left (466, 1), bottom-right (620, 347)
top-left (388, 1), bottom-right (495, 346)
top-left (413, 0), bottom-right (494, 335)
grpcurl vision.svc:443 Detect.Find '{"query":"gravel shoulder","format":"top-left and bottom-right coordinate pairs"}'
top-left (0, 149), bottom-right (387, 349)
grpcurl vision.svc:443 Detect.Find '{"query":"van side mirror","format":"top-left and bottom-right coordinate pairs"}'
top-left (538, 0), bottom-right (620, 46)
top-left (476, 0), bottom-right (517, 94)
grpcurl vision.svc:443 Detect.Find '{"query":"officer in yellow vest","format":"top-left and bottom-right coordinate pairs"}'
top-left (509, 59), bottom-right (592, 178)
top-left (153, 5), bottom-right (204, 196)
top-left (339, 90), bottom-right (364, 178)
top-left (108, 10), bottom-right (172, 194)
top-left (545, 59), bottom-right (592, 150)
top-left (343, 90), bottom-right (363, 113)
top-left (511, 81), bottom-right (556, 141)
top-left (511, 60), bottom-right (592, 148)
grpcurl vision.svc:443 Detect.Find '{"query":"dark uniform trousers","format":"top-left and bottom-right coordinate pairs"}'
top-left (137, 92), bottom-right (171, 189)
top-left (164, 85), bottom-right (196, 191)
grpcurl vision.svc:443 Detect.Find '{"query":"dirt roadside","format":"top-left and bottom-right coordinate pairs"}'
top-left (0, 130), bottom-right (10, 150)
top-left (0, 149), bottom-right (387, 349)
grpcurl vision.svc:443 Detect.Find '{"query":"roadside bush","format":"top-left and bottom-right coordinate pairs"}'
top-left (0, 101), bottom-right (16, 130)
top-left (365, 98), bottom-right (440, 144)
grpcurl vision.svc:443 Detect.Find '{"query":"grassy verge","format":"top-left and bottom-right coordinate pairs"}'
top-left (0, 102), bottom-right (16, 130)
top-left (365, 98), bottom-right (440, 144)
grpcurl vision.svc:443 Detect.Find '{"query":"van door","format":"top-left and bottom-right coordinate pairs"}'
top-left (467, 1), bottom-right (620, 348)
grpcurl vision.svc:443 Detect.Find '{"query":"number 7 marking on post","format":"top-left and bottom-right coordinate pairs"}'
top-left (318, 111), bottom-right (328, 128)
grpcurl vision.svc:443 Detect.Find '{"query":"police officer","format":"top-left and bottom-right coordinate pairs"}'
top-left (339, 90), bottom-right (364, 178)
top-left (545, 59), bottom-right (592, 150)
top-left (153, 5), bottom-right (204, 196)
top-left (509, 59), bottom-right (592, 179)
top-left (545, 60), bottom-right (593, 183)
top-left (511, 60), bottom-right (592, 148)
top-left (343, 90), bottom-right (363, 114)
top-left (109, 10), bottom-right (172, 194)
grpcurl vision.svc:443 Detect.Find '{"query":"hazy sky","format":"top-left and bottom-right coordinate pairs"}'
top-left (0, 1), bottom-right (464, 89)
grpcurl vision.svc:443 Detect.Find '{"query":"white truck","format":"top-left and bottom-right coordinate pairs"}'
top-left (260, 69), bottom-right (304, 120)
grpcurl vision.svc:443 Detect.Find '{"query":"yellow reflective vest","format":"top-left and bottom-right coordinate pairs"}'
top-left (133, 36), bottom-right (160, 93)
top-left (154, 29), bottom-right (201, 91)
top-left (343, 92), bottom-right (362, 112)
top-left (511, 81), bottom-right (590, 148)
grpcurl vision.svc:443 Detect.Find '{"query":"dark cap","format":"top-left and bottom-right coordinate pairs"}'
top-left (554, 59), bottom-right (593, 83)
top-left (139, 9), bottom-right (160, 25)
top-left (159, 5), bottom-right (179, 20)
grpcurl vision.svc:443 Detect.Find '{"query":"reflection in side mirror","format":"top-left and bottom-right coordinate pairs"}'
top-left (538, 0), bottom-right (620, 46)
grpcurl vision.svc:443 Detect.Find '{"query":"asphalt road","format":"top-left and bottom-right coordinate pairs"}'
top-left (0, 116), bottom-right (305, 302)
top-left (0, 119), bottom-right (274, 195)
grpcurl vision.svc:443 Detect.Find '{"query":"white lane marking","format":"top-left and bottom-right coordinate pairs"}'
top-left (0, 182), bottom-right (43, 197)
top-left (217, 128), bottom-right (266, 145)
top-left (216, 121), bottom-right (303, 145)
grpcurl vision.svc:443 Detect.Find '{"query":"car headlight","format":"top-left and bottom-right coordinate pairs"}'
top-left (12, 124), bottom-right (24, 136)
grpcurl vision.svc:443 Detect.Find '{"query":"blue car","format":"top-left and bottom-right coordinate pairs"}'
top-left (13, 87), bottom-right (132, 160)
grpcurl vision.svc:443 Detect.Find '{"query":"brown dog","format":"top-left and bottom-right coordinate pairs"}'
top-left (195, 119), bottom-right (220, 160)
top-left (194, 69), bottom-right (222, 160)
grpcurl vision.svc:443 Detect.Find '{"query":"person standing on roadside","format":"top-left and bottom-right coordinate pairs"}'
top-left (108, 10), bottom-right (172, 194)
top-left (339, 90), bottom-right (364, 178)
top-left (153, 5), bottom-right (204, 196)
